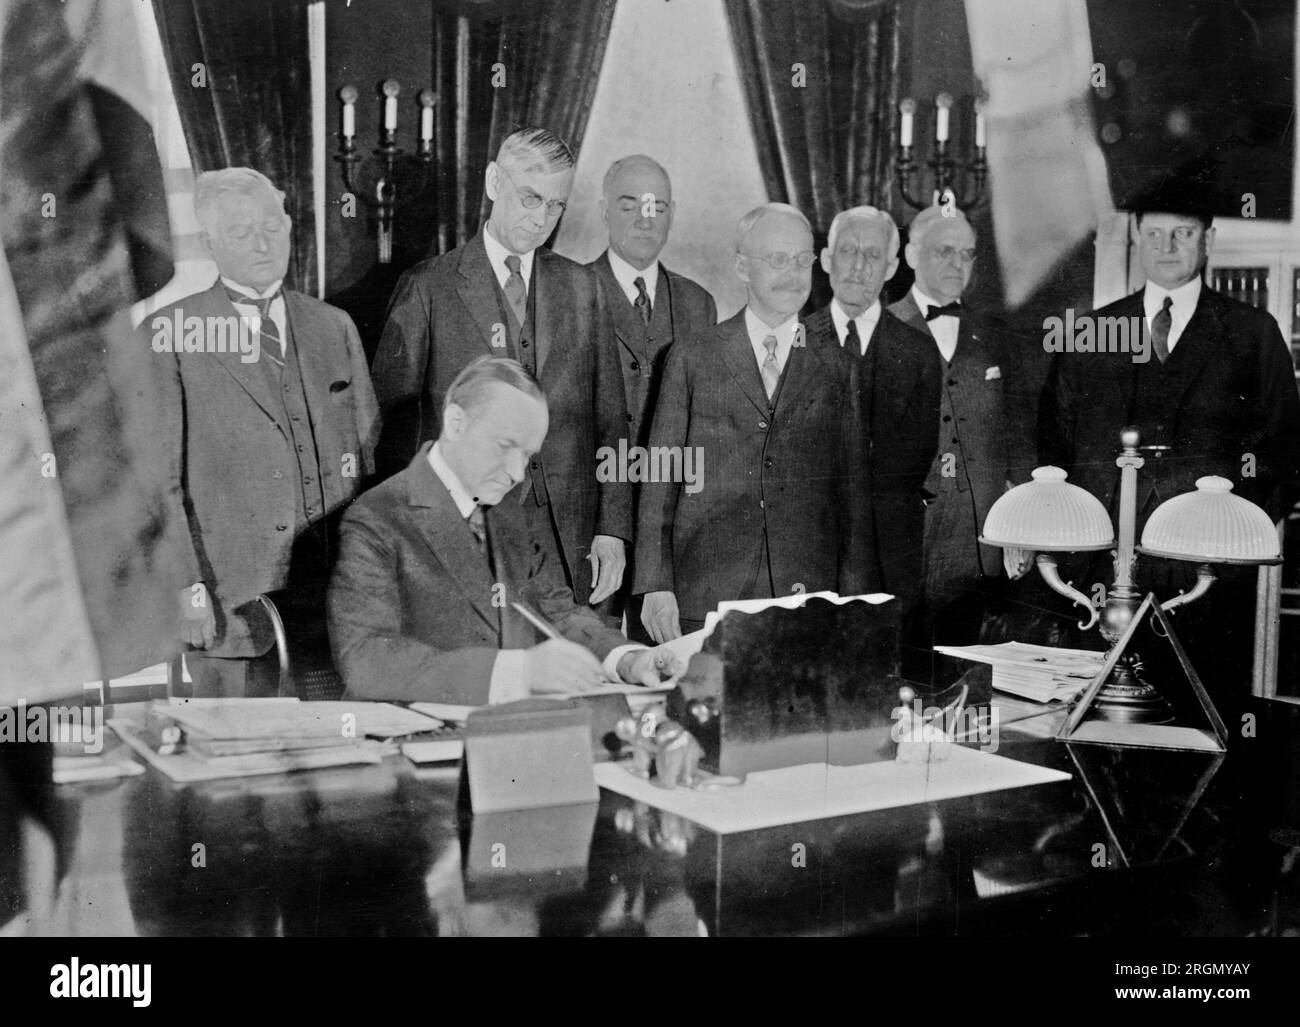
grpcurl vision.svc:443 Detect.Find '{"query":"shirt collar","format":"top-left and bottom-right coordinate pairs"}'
top-left (830, 298), bottom-right (882, 351)
top-left (428, 441), bottom-right (479, 519)
top-left (483, 226), bottom-right (534, 287)
top-left (221, 276), bottom-right (283, 301)
top-left (607, 249), bottom-right (658, 303)
top-left (911, 284), bottom-right (953, 317)
top-left (744, 307), bottom-right (800, 352)
top-left (1143, 275), bottom-right (1202, 317)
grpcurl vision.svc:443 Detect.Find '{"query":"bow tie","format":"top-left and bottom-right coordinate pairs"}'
top-left (925, 302), bottom-right (962, 321)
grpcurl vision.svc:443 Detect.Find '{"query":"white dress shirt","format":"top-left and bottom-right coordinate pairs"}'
top-left (482, 225), bottom-right (534, 296)
top-left (744, 308), bottom-right (800, 375)
top-left (911, 284), bottom-right (959, 363)
top-left (829, 298), bottom-right (883, 356)
top-left (1143, 275), bottom-right (1202, 355)
top-left (607, 249), bottom-right (659, 306)
top-left (221, 275), bottom-right (285, 358)
top-left (426, 442), bottom-right (641, 702)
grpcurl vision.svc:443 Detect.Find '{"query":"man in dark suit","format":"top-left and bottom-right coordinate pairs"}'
top-left (150, 168), bottom-right (379, 697)
top-left (586, 154), bottom-right (717, 637)
top-left (889, 206), bottom-right (1011, 681)
top-left (371, 127), bottom-right (629, 611)
top-left (804, 205), bottom-right (940, 608)
top-left (1039, 183), bottom-right (1300, 691)
top-left (634, 203), bottom-right (867, 640)
top-left (328, 357), bottom-right (678, 704)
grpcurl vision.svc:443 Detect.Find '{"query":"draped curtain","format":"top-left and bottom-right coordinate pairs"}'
top-left (152, 0), bottom-right (317, 295)
top-left (724, 0), bottom-right (900, 243)
top-left (428, 0), bottom-right (618, 254)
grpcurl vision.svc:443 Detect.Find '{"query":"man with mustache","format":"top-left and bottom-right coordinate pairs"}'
top-left (804, 205), bottom-right (940, 616)
top-left (889, 206), bottom-right (1010, 682)
top-left (372, 127), bottom-right (630, 614)
top-left (328, 357), bottom-right (679, 702)
top-left (634, 203), bottom-right (868, 640)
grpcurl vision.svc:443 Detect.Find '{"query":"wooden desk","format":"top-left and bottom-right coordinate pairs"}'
top-left (42, 699), bottom-right (1300, 937)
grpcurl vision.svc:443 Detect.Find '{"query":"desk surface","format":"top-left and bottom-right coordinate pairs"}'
top-left (45, 698), bottom-right (1300, 937)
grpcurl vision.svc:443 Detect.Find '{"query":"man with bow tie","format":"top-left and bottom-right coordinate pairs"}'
top-left (889, 205), bottom-right (1011, 682)
top-left (149, 168), bottom-right (379, 697)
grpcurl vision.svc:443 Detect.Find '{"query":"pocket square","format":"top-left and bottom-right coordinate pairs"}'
top-left (985, 366), bottom-right (1001, 381)
top-left (329, 379), bottom-right (350, 393)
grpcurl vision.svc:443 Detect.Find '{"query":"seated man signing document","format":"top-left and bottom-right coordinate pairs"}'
top-left (328, 356), bottom-right (678, 703)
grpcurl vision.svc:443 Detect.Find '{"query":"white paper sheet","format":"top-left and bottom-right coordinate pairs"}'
top-left (593, 746), bottom-right (1071, 834)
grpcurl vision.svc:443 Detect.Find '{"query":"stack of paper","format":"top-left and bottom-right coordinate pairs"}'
top-left (109, 698), bottom-right (444, 782)
top-left (933, 642), bottom-right (1108, 703)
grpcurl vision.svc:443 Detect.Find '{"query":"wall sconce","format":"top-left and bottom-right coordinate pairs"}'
top-left (981, 429), bottom-right (1282, 725)
top-left (335, 79), bottom-right (436, 264)
top-left (895, 92), bottom-right (988, 210)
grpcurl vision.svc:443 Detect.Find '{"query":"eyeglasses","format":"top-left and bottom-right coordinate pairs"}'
top-left (499, 165), bottom-right (567, 217)
top-left (927, 245), bottom-right (977, 264)
top-left (747, 250), bottom-right (817, 270)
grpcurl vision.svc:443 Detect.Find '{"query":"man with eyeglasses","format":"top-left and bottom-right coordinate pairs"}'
top-left (1039, 176), bottom-right (1300, 696)
top-left (889, 205), bottom-right (1011, 684)
top-left (805, 205), bottom-right (940, 618)
top-left (372, 127), bottom-right (631, 612)
top-left (634, 203), bottom-right (868, 640)
top-left (586, 154), bottom-right (717, 639)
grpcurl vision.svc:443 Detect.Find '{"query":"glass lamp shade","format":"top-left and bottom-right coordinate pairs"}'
top-left (1138, 476), bottom-right (1282, 565)
top-left (980, 466), bottom-right (1115, 551)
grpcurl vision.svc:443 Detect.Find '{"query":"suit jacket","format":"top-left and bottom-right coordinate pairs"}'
top-left (805, 304), bottom-right (941, 600)
top-left (586, 251), bottom-right (717, 447)
top-left (1039, 285), bottom-right (1300, 522)
top-left (327, 443), bottom-right (629, 704)
top-left (632, 310), bottom-right (869, 622)
top-left (889, 293), bottom-right (1009, 576)
top-left (371, 232), bottom-right (630, 604)
top-left (151, 283), bottom-right (379, 656)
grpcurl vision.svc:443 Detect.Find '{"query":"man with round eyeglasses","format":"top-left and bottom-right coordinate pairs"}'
top-left (633, 203), bottom-right (869, 641)
top-left (890, 205), bottom-right (1012, 684)
top-left (372, 126), bottom-right (631, 615)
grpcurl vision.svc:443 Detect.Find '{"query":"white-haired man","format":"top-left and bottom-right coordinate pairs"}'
top-left (889, 205), bottom-right (1010, 682)
top-left (805, 205), bottom-right (940, 613)
top-left (148, 167), bottom-right (379, 696)
top-left (634, 203), bottom-right (868, 640)
top-left (372, 127), bottom-right (630, 613)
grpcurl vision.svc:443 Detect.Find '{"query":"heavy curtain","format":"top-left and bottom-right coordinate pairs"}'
top-left (724, 0), bottom-right (900, 242)
top-left (152, 0), bottom-right (317, 295)
top-left (428, 0), bottom-right (618, 253)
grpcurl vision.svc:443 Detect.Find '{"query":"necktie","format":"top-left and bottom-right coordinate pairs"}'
top-left (1151, 295), bottom-right (1172, 364)
top-left (925, 301), bottom-right (962, 321)
top-left (760, 335), bottom-right (780, 400)
top-left (633, 276), bottom-right (651, 325)
top-left (226, 288), bottom-right (283, 365)
top-left (503, 255), bottom-right (528, 329)
top-left (844, 319), bottom-right (861, 355)
top-left (467, 505), bottom-right (488, 557)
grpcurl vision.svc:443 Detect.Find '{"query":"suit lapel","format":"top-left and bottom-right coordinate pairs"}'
top-left (1163, 287), bottom-right (1223, 417)
top-left (284, 291), bottom-right (329, 437)
top-left (406, 451), bottom-right (499, 634)
top-left (596, 251), bottom-right (649, 365)
top-left (891, 293), bottom-right (927, 334)
top-left (719, 313), bottom-right (772, 416)
top-left (455, 233), bottom-right (507, 354)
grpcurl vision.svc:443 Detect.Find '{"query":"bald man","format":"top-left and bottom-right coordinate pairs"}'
top-left (586, 155), bottom-right (716, 638)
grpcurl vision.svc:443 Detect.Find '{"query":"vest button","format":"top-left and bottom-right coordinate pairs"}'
top-left (276, 524), bottom-right (288, 532)
top-left (521, 339), bottom-right (529, 348)
top-left (947, 379), bottom-right (958, 387)
top-left (273, 470), bottom-right (284, 479)
top-left (764, 458), bottom-right (774, 469)
top-left (758, 420), bottom-right (768, 430)
top-left (943, 415), bottom-right (952, 423)
top-left (630, 360), bottom-right (640, 371)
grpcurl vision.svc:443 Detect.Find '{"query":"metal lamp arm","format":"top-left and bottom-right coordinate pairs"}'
top-left (1035, 552), bottom-right (1100, 630)
top-left (1159, 563), bottom-right (1216, 614)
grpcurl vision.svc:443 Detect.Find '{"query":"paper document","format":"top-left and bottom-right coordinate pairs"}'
top-left (594, 746), bottom-right (1070, 834)
top-left (935, 641), bottom-right (1107, 703)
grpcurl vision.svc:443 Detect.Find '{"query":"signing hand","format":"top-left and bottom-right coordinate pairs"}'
top-left (524, 638), bottom-right (606, 695)
top-left (178, 583), bottom-right (215, 649)
top-left (641, 590), bottom-right (682, 643)
top-left (616, 645), bottom-right (684, 687)
top-left (587, 534), bottom-right (626, 605)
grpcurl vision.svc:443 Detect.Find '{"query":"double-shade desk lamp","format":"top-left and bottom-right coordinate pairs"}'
top-left (979, 430), bottom-right (1282, 750)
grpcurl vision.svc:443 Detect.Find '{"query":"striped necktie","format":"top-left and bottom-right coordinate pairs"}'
top-left (225, 288), bottom-right (283, 366)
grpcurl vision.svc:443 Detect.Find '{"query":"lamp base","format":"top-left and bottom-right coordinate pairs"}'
top-left (1092, 655), bottom-right (1175, 724)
